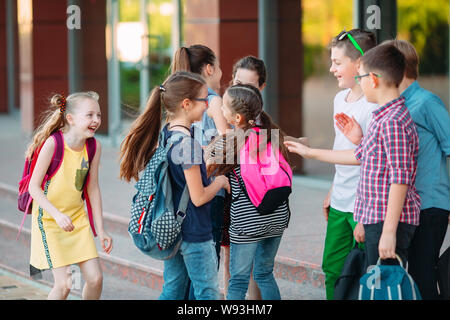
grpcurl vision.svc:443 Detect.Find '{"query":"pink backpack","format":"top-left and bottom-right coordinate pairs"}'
top-left (17, 130), bottom-right (97, 238)
top-left (233, 127), bottom-right (292, 215)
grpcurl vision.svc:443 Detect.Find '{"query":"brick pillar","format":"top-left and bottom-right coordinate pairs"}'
top-left (18, 0), bottom-right (109, 134)
top-left (277, 0), bottom-right (303, 173)
top-left (184, 0), bottom-right (259, 94)
top-left (18, 0), bottom-right (69, 133)
top-left (0, 0), bottom-right (7, 113)
top-left (79, 0), bottom-right (109, 134)
top-left (184, 0), bottom-right (303, 173)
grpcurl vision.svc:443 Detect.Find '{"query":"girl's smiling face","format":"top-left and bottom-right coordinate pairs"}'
top-left (67, 98), bottom-right (101, 138)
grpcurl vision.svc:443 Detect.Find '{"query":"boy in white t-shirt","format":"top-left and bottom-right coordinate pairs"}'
top-left (321, 29), bottom-right (377, 300)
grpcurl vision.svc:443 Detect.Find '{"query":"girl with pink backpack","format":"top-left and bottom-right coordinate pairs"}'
top-left (207, 84), bottom-right (292, 300)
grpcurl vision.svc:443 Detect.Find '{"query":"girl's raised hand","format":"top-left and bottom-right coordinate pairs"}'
top-left (334, 113), bottom-right (363, 145)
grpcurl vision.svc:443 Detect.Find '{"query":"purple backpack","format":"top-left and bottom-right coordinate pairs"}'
top-left (18, 130), bottom-right (97, 238)
top-left (233, 127), bottom-right (292, 215)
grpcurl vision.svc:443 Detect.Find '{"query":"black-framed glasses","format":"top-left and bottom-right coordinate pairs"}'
top-left (355, 73), bottom-right (381, 84)
top-left (194, 97), bottom-right (209, 107)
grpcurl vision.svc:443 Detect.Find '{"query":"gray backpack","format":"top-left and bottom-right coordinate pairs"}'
top-left (128, 130), bottom-right (190, 260)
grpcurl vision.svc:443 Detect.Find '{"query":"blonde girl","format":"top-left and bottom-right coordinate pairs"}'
top-left (28, 91), bottom-right (112, 300)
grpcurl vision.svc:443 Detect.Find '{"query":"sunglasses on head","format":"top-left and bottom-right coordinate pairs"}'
top-left (337, 30), bottom-right (365, 57)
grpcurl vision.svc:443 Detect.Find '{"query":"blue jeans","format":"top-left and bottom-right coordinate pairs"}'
top-left (159, 240), bottom-right (219, 300)
top-left (227, 236), bottom-right (282, 300)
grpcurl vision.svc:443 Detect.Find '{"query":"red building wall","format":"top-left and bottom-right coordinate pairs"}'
top-left (0, 0), bottom-right (7, 113)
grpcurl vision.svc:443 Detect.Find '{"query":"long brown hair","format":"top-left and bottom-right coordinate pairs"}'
top-left (25, 91), bottom-right (99, 159)
top-left (206, 84), bottom-right (289, 177)
top-left (171, 44), bottom-right (217, 74)
top-left (119, 71), bottom-right (206, 182)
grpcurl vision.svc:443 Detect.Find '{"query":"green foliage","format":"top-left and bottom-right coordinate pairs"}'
top-left (119, 0), bottom-right (174, 115)
top-left (302, 0), bottom-right (449, 77)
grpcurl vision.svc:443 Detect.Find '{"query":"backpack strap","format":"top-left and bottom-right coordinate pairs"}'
top-left (82, 137), bottom-right (97, 237)
top-left (46, 131), bottom-right (64, 181)
top-left (165, 130), bottom-right (190, 222)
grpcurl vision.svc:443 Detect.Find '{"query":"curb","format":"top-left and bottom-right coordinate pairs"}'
top-left (0, 183), bottom-right (325, 290)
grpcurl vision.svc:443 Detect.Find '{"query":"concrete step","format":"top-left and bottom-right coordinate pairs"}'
top-left (0, 194), bottom-right (325, 299)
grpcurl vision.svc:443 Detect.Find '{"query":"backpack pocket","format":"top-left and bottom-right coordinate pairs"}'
top-left (151, 210), bottom-right (183, 250)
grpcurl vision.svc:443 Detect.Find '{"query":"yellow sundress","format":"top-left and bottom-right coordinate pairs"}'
top-left (30, 141), bottom-right (98, 274)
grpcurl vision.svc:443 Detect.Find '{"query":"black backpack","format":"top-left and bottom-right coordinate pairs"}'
top-left (437, 246), bottom-right (450, 300)
top-left (334, 242), bottom-right (367, 300)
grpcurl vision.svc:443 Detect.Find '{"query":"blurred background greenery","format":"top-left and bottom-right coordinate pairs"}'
top-left (118, 0), bottom-right (449, 117)
top-left (302, 0), bottom-right (449, 79)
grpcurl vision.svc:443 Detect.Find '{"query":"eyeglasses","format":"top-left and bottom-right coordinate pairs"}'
top-left (355, 73), bottom-right (381, 84)
top-left (194, 97), bottom-right (209, 107)
top-left (337, 30), bottom-right (364, 57)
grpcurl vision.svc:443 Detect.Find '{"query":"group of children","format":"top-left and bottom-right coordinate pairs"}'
top-left (24, 29), bottom-right (449, 300)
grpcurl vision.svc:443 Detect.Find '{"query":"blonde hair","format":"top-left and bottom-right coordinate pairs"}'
top-left (25, 91), bottom-right (99, 159)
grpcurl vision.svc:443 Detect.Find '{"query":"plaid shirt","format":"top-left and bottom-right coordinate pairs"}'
top-left (354, 97), bottom-right (421, 225)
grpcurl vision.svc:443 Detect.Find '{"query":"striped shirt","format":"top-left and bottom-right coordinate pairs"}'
top-left (353, 96), bottom-right (421, 225)
top-left (228, 166), bottom-right (290, 244)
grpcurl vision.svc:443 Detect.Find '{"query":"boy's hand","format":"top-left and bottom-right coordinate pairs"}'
top-left (354, 223), bottom-right (365, 243)
top-left (283, 140), bottom-right (312, 158)
top-left (378, 231), bottom-right (396, 259)
top-left (334, 113), bottom-right (363, 145)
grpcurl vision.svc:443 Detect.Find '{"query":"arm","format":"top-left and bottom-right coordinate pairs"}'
top-left (86, 141), bottom-right (112, 254)
top-left (283, 140), bottom-right (360, 165)
top-left (378, 183), bottom-right (408, 259)
top-left (28, 138), bottom-right (75, 232)
top-left (183, 165), bottom-right (229, 207)
top-left (207, 96), bottom-right (230, 135)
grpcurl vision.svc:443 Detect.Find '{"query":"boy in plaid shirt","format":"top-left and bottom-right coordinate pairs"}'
top-left (285, 44), bottom-right (420, 267)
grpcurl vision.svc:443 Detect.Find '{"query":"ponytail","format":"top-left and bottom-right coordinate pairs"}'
top-left (258, 111), bottom-right (290, 164)
top-left (170, 44), bottom-right (216, 75)
top-left (25, 94), bottom-right (67, 159)
top-left (119, 71), bottom-right (206, 182)
top-left (171, 47), bottom-right (191, 73)
top-left (119, 87), bottom-right (163, 182)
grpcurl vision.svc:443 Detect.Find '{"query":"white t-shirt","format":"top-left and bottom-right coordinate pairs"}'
top-left (330, 89), bottom-right (378, 213)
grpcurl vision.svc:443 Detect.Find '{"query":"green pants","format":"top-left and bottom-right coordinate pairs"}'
top-left (322, 207), bottom-right (359, 300)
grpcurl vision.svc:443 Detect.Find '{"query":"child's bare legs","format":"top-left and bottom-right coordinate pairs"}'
top-left (48, 266), bottom-right (72, 300)
top-left (222, 246), bottom-right (231, 298)
top-left (78, 258), bottom-right (103, 300)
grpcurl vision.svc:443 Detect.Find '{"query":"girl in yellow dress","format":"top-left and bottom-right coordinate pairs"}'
top-left (27, 91), bottom-right (113, 300)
